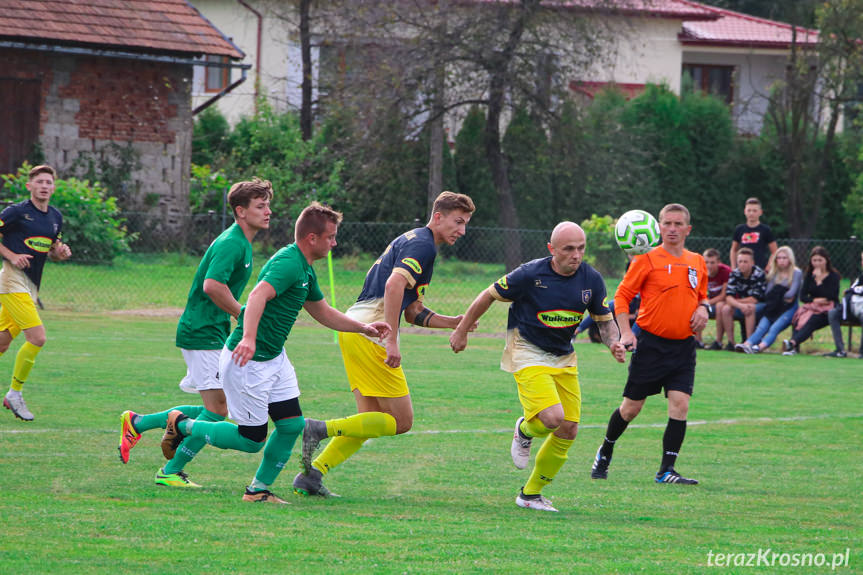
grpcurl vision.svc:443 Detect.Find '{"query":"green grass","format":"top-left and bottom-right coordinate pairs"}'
top-left (0, 312), bottom-right (860, 574)
top-left (39, 252), bottom-right (516, 332)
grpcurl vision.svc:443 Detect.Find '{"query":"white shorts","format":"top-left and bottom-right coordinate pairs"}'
top-left (178, 349), bottom-right (222, 393)
top-left (219, 347), bottom-right (300, 426)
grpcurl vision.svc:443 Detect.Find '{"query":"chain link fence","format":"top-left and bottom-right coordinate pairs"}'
top-left (37, 214), bottom-right (862, 340)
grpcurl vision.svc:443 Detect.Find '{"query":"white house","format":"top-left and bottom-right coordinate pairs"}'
top-left (189, 0), bottom-right (818, 134)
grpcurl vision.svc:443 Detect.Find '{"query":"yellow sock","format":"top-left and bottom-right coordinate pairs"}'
top-left (520, 417), bottom-right (556, 439)
top-left (11, 342), bottom-right (41, 392)
top-left (312, 436), bottom-right (367, 475)
top-left (523, 434), bottom-right (573, 495)
top-left (326, 412), bottom-right (397, 438)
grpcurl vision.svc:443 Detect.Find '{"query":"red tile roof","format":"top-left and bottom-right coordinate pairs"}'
top-left (465, 0), bottom-right (718, 20)
top-left (0, 0), bottom-right (243, 59)
top-left (678, 1), bottom-right (818, 48)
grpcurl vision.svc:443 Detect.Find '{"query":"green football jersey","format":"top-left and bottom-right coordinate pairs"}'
top-left (176, 223), bottom-right (253, 350)
top-left (226, 243), bottom-right (324, 362)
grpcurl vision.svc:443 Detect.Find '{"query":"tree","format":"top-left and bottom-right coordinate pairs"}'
top-left (760, 0), bottom-right (863, 237)
top-left (284, 1), bottom-right (619, 268)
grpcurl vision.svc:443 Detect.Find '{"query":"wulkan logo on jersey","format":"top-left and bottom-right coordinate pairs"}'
top-left (536, 309), bottom-right (583, 328)
top-left (24, 236), bottom-right (53, 253)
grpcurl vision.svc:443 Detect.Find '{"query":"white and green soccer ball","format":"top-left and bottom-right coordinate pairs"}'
top-left (615, 209), bottom-right (660, 255)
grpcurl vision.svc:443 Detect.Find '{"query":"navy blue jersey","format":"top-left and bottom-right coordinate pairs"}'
top-left (355, 226), bottom-right (437, 314)
top-left (0, 200), bottom-right (63, 289)
top-left (492, 257), bottom-right (611, 356)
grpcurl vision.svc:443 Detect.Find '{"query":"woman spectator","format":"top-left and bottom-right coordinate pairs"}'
top-left (782, 246), bottom-right (840, 356)
top-left (737, 246), bottom-right (801, 353)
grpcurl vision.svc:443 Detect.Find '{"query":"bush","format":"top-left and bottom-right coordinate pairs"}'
top-left (581, 213), bottom-right (627, 277)
top-left (225, 100), bottom-right (345, 220)
top-left (1, 164), bottom-right (134, 264)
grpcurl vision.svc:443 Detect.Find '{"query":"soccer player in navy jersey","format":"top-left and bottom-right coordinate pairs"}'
top-left (293, 191), bottom-right (475, 497)
top-left (0, 165), bottom-right (71, 422)
top-left (450, 222), bottom-right (626, 512)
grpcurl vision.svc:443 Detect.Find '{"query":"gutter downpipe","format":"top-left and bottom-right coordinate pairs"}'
top-left (237, 0), bottom-right (263, 114)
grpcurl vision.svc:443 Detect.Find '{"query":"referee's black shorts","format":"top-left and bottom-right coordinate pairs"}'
top-left (623, 329), bottom-right (696, 401)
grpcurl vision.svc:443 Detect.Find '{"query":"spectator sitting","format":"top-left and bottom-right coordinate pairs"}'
top-left (824, 249), bottom-right (863, 358)
top-left (718, 247), bottom-right (766, 351)
top-left (782, 246), bottom-right (841, 356)
top-left (699, 248), bottom-right (731, 350)
top-left (736, 246), bottom-right (801, 353)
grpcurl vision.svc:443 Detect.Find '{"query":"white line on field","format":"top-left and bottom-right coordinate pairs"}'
top-left (2, 412), bottom-right (861, 435)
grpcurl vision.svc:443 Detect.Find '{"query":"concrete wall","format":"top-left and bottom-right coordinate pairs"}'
top-left (4, 48), bottom-right (192, 230)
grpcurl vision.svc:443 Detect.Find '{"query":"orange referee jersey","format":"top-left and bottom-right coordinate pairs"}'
top-left (614, 246), bottom-right (708, 340)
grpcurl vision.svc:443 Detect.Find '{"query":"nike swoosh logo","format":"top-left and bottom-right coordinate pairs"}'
top-left (245, 262), bottom-right (251, 268)
top-left (302, 282), bottom-right (309, 287)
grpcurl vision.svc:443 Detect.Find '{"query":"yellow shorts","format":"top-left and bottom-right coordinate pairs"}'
top-left (513, 365), bottom-right (581, 423)
top-left (339, 331), bottom-right (409, 398)
top-left (0, 292), bottom-right (42, 338)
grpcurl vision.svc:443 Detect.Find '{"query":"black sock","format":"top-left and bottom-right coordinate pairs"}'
top-left (660, 418), bottom-right (687, 473)
top-left (600, 408), bottom-right (629, 459)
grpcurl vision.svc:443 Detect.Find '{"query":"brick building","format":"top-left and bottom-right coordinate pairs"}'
top-left (0, 0), bottom-right (245, 232)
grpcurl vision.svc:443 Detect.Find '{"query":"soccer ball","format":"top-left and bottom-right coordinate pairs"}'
top-left (615, 209), bottom-right (660, 255)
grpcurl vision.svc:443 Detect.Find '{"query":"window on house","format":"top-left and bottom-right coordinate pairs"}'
top-left (682, 64), bottom-right (735, 105)
top-left (205, 56), bottom-right (229, 92)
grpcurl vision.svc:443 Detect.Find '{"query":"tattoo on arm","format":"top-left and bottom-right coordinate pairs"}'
top-left (597, 320), bottom-right (620, 348)
top-left (412, 308), bottom-right (436, 327)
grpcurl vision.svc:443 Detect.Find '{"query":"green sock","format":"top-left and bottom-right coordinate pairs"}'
top-left (187, 420), bottom-right (263, 453)
top-left (254, 416), bottom-right (305, 486)
top-left (163, 409), bottom-right (224, 475)
top-left (133, 405), bottom-right (204, 433)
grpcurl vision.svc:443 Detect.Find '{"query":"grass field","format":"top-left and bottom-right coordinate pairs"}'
top-left (0, 312), bottom-right (860, 574)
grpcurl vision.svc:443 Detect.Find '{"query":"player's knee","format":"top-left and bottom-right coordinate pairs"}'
top-left (238, 423), bottom-right (269, 446)
top-left (27, 333), bottom-right (46, 347)
top-left (620, 403), bottom-right (642, 421)
top-left (539, 412), bottom-right (564, 430)
top-left (395, 416), bottom-right (413, 434)
top-left (274, 415), bottom-right (304, 436)
top-left (556, 421), bottom-right (578, 440)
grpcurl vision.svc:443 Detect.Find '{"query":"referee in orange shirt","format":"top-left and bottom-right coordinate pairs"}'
top-left (591, 203), bottom-right (709, 484)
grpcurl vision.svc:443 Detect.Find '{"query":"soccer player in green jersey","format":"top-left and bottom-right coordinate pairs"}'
top-left (117, 178), bottom-right (272, 487)
top-left (158, 202), bottom-right (391, 503)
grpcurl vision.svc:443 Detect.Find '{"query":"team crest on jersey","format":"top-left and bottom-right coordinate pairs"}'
top-left (496, 275), bottom-right (508, 290)
top-left (0, 219), bottom-right (4, 227)
top-left (401, 257), bottom-right (422, 275)
top-left (537, 309), bottom-right (583, 328)
top-left (24, 236), bottom-right (53, 253)
top-left (688, 266), bottom-right (698, 289)
top-left (741, 232), bottom-right (761, 244)
top-left (582, 289), bottom-right (592, 304)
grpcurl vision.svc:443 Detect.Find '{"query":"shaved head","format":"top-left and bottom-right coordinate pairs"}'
top-left (548, 221), bottom-right (587, 276)
top-left (550, 221), bottom-right (585, 247)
